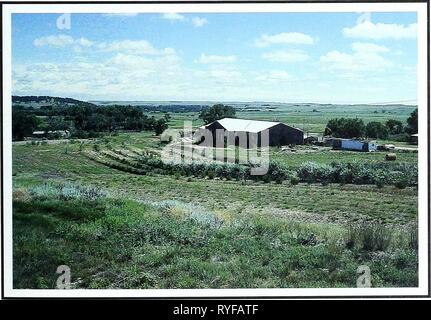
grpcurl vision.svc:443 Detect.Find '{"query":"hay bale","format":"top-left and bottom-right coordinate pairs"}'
top-left (385, 153), bottom-right (397, 161)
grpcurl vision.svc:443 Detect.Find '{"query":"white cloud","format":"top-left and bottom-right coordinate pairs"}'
top-left (343, 21), bottom-right (417, 40)
top-left (256, 70), bottom-right (291, 83)
top-left (351, 42), bottom-right (389, 53)
top-left (161, 12), bottom-right (186, 21)
top-left (208, 69), bottom-right (243, 82)
top-left (254, 32), bottom-right (314, 47)
top-left (196, 53), bottom-right (237, 64)
top-left (76, 37), bottom-right (94, 47)
top-left (191, 17), bottom-right (208, 27)
top-left (262, 50), bottom-right (309, 62)
top-left (97, 40), bottom-right (175, 55)
top-left (12, 52), bottom-right (185, 100)
top-left (319, 42), bottom-right (393, 77)
top-left (161, 13), bottom-right (208, 28)
top-left (34, 35), bottom-right (75, 47)
top-left (34, 35), bottom-right (174, 56)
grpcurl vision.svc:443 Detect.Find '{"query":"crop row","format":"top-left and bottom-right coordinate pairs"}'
top-left (88, 149), bottom-right (418, 188)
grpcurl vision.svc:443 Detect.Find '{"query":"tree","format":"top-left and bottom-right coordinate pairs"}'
top-left (405, 108), bottom-right (418, 134)
top-left (12, 111), bottom-right (39, 141)
top-left (163, 113), bottom-right (171, 121)
top-left (385, 119), bottom-right (404, 135)
top-left (153, 118), bottom-right (168, 135)
top-left (365, 121), bottom-right (389, 139)
top-left (198, 104), bottom-right (236, 124)
top-left (46, 116), bottom-right (70, 132)
top-left (325, 118), bottom-right (365, 138)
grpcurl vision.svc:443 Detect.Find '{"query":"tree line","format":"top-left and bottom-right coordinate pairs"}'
top-left (324, 109), bottom-right (418, 141)
top-left (12, 104), bottom-right (169, 141)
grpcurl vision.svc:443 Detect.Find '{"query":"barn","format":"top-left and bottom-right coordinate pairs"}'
top-left (198, 118), bottom-right (304, 147)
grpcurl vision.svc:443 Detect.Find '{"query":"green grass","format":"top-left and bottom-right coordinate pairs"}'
top-left (271, 149), bottom-right (417, 168)
top-left (12, 127), bottom-right (418, 289)
top-left (163, 103), bottom-right (416, 133)
top-left (12, 134), bottom-right (418, 226)
top-left (13, 183), bottom-right (418, 289)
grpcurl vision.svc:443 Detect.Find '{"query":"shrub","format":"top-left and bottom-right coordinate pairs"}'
top-left (394, 177), bottom-right (409, 189)
top-left (297, 162), bottom-right (331, 183)
top-left (29, 183), bottom-right (106, 201)
top-left (290, 175), bottom-right (300, 185)
top-left (346, 222), bottom-right (393, 252)
top-left (296, 161), bottom-right (417, 187)
top-left (385, 153), bottom-right (397, 161)
top-left (408, 227), bottom-right (418, 250)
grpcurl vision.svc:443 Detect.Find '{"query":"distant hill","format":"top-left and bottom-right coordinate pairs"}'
top-left (12, 96), bottom-right (96, 109)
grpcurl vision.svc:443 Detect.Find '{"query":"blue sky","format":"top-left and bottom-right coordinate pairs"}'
top-left (12, 12), bottom-right (418, 103)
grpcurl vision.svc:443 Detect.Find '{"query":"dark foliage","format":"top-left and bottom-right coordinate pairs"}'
top-left (365, 121), bottom-right (389, 139)
top-left (325, 118), bottom-right (365, 138)
top-left (12, 111), bottom-right (39, 141)
top-left (405, 109), bottom-right (418, 135)
top-left (12, 97), bottom-right (169, 140)
top-left (199, 104), bottom-right (236, 124)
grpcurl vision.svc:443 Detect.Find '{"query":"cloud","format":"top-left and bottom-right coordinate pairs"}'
top-left (196, 53), bottom-right (237, 64)
top-left (343, 21), bottom-right (417, 40)
top-left (33, 35), bottom-right (75, 47)
top-left (34, 35), bottom-right (174, 56)
top-left (351, 42), bottom-right (389, 53)
top-left (319, 42), bottom-right (393, 77)
top-left (97, 40), bottom-right (175, 55)
top-left (191, 17), bottom-right (208, 27)
top-left (207, 69), bottom-right (243, 82)
top-left (256, 70), bottom-right (291, 83)
top-left (161, 13), bottom-right (208, 28)
top-left (262, 50), bottom-right (309, 62)
top-left (76, 37), bottom-right (94, 47)
top-left (12, 52), bottom-right (185, 100)
top-left (254, 32), bottom-right (314, 47)
top-left (161, 12), bottom-right (186, 21)
top-left (13, 54), bottom-right (247, 101)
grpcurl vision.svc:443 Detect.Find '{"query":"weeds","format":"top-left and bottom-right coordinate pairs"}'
top-left (13, 183), bottom-right (418, 289)
top-left (346, 222), bottom-right (393, 252)
top-left (28, 183), bottom-right (106, 201)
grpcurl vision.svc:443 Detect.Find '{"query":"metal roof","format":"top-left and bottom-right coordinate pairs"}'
top-left (206, 118), bottom-right (282, 133)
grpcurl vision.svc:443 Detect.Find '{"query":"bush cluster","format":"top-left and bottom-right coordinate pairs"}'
top-left (135, 156), bottom-right (418, 188)
top-left (296, 161), bottom-right (417, 188)
top-left (90, 149), bottom-right (418, 188)
top-left (29, 183), bottom-right (106, 201)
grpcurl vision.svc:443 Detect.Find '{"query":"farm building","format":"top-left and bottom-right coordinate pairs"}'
top-left (325, 138), bottom-right (377, 152)
top-left (31, 130), bottom-right (70, 139)
top-left (198, 118), bottom-right (304, 147)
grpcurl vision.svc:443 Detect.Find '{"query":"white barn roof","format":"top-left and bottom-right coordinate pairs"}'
top-left (206, 118), bottom-right (282, 133)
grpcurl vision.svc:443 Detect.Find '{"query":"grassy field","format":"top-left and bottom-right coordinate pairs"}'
top-left (165, 103), bottom-right (417, 133)
top-left (13, 135), bottom-right (418, 225)
top-left (13, 183), bottom-right (417, 289)
top-left (12, 127), bottom-right (418, 289)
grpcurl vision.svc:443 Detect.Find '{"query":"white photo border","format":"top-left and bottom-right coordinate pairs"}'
top-left (1, 0), bottom-right (429, 298)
